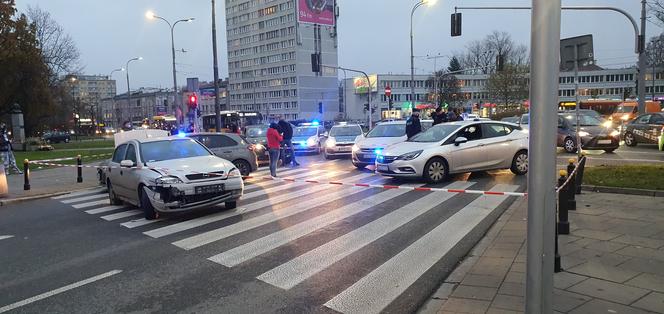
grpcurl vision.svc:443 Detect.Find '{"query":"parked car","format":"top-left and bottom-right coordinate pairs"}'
top-left (376, 121), bottom-right (529, 183)
top-left (187, 132), bottom-right (258, 176)
top-left (243, 125), bottom-right (269, 164)
top-left (557, 113), bottom-right (620, 153)
top-left (501, 116), bottom-right (520, 124)
top-left (42, 131), bottom-right (71, 144)
top-left (623, 113), bottom-right (664, 148)
top-left (292, 123), bottom-right (327, 154)
top-left (105, 137), bottom-right (244, 220)
top-left (322, 123), bottom-right (363, 159)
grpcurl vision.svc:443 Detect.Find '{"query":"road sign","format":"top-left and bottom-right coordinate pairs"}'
top-left (384, 86), bottom-right (392, 97)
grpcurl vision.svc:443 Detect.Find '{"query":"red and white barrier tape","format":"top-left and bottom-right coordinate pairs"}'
top-left (30, 153), bottom-right (113, 163)
top-left (26, 161), bottom-right (528, 197)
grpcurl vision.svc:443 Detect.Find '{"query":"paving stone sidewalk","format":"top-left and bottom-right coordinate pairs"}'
top-left (420, 192), bottom-right (664, 314)
top-left (1, 166), bottom-right (99, 201)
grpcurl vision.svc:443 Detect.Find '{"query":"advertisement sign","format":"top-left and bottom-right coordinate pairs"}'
top-left (353, 75), bottom-right (378, 94)
top-left (298, 0), bottom-right (335, 26)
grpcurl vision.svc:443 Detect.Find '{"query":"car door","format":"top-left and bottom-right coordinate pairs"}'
top-left (216, 134), bottom-right (242, 161)
top-left (647, 114), bottom-right (664, 144)
top-left (449, 124), bottom-right (487, 171)
top-left (116, 143), bottom-right (141, 200)
top-left (482, 123), bottom-right (517, 168)
top-left (631, 115), bottom-right (652, 143)
top-left (107, 143), bottom-right (127, 192)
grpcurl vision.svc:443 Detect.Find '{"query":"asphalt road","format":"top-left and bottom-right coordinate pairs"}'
top-left (0, 155), bottom-right (524, 313)
top-left (556, 144), bottom-right (664, 167)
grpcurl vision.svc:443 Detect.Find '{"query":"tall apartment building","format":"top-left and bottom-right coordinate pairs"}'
top-left (64, 74), bottom-right (117, 103)
top-left (225, 0), bottom-right (340, 122)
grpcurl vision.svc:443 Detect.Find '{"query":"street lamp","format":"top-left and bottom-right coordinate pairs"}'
top-left (146, 11), bottom-right (195, 126)
top-left (109, 68), bottom-right (124, 79)
top-left (410, 0), bottom-right (437, 110)
top-left (125, 57), bottom-right (142, 125)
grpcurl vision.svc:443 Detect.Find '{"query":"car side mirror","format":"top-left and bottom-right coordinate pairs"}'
top-left (454, 137), bottom-right (468, 146)
top-left (120, 160), bottom-right (135, 168)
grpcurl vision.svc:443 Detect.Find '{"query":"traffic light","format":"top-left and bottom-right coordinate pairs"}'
top-left (363, 103), bottom-right (369, 112)
top-left (318, 102), bottom-right (323, 114)
top-left (188, 94), bottom-right (198, 110)
top-left (451, 13), bottom-right (462, 37)
top-left (311, 53), bottom-right (321, 73)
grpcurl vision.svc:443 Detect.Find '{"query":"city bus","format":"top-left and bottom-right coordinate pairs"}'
top-left (201, 111), bottom-right (263, 132)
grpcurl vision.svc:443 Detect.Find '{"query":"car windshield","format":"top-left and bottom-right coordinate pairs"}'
top-left (140, 139), bottom-right (211, 163)
top-left (246, 126), bottom-right (267, 137)
top-left (330, 126), bottom-right (362, 137)
top-left (294, 127), bottom-right (318, 137)
top-left (408, 124), bottom-right (459, 143)
top-left (562, 114), bottom-right (602, 126)
top-left (366, 124), bottom-right (406, 138)
top-left (615, 105), bottom-right (636, 113)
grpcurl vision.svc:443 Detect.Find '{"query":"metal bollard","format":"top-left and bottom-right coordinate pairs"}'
top-left (575, 155), bottom-right (586, 195)
top-left (567, 159), bottom-right (577, 211)
top-left (558, 170), bottom-right (570, 235)
top-left (76, 155), bottom-right (83, 183)
top-left (23, 159), bottom-right (30, 190)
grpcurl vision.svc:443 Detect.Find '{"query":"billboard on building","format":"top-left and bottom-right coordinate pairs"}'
top-left (354, 75), bottom-right (378, 94)
top-left (297, 0), bottom-right (335, 26)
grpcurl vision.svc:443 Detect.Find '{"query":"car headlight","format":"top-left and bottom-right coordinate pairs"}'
top-left (228, 168), bottom-right (241, 178)
top-left (578, 131), bottom-right (590, 137)
top-left (307, 136), bottom-right (317, 147)
top-left (603, 121), bottom-right (613, 128)
top-left (610, 130), bottom-right (620, 137)
top-left (254, 143), bottom-right (265, 151)
top-left (326, 138), bottom-right (336, 148)
top-left (352, 144), bottom-right (360, 152)
top-left (155, 176), bottom-right (183, 185)
top-left (621, 114), bottom-right (630, 121)
top-left (397, 150), bottom-right (423, 161)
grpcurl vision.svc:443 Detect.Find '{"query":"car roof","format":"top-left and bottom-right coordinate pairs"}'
top-left (131, 136), bottom-right (196, 144)
top-left (376, 120), bottom-right (406, 125)
top-left (331, 124), bottom-right (361, 128)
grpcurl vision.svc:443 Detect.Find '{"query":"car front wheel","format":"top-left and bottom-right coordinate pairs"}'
top-left (233, 159), bottom-right (251, 177)
top-left (510, 150), bottom-right (528, 175)
top-left (624, 132), bottom-right (637, 147)
top-left (424, 157), bottom-right (447, 184)
top-left (563, 137), bottom-right (576, 153)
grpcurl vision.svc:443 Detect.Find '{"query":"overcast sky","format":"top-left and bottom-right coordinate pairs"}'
top-left (15, 0), bottom-right (663, 93)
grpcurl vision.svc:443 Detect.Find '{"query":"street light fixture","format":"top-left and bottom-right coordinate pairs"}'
top-left (109, 68), bottom-right (124, 79)
top-left (146, 10), bottom-right (195, 126)
top-left (125, 57), bottom-right (142, 125)
top-left (410, 0), bottom-right (437, 111)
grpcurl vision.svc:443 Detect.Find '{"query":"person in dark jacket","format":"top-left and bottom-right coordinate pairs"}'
top-left (455, 108), bottom-right (464, 121)
top-left (277, 116), bottom-right (299, 166)
top-left (406, 112), bottom-right (422, 139)
top-left (431, 107), bottom-right (448, 126)
top-left (267, 123), bottom-right (283, 177)
top-left (447, 109), bottom-right (458, 122)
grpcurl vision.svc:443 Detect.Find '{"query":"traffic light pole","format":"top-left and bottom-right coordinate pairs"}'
top-left (334, 66), bottom-right (373, 129)
top-left (212, 0), bottom-right (222, 132)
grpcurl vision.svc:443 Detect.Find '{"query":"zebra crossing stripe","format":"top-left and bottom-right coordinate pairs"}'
top-left (85, 205), bottom-right (126, 215)
top-left (242, 170), bottom-right (336, 200)
top-left (167, 173), bottom-right (372, 250)
top-left (256, 181), bottom-right (476, 289)
top-left (101, 210), bottom-right (142, 221)
top-left (120, 217), bottom-right (164, 229)
top-left (72, 199), bottom-right (109, 209)
top-left (60, 193), bottom-right (107, 204)
top-left (52, 188), bottom-right (105, 200)
top-left (207, 183), bottom-right (425, 267)
top-left (324, 184), bottom-right (519, 314)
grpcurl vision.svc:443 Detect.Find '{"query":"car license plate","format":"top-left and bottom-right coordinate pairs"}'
top-left (364, 154), bottom-right (376, 159)
top-left (340, 146), bottom-right (351, 151)
top-left (195, 184), bottom-right (225, 194)
top-left (597, 139), bottom-right (612, 145)
top-left (377, 165), bottom-right (389, 172)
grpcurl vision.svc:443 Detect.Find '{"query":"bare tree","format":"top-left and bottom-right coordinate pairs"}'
top-left (26, 5), bottom-right (81, 81)
top-left (456, 31), bottom-right (529, 74)
top-left (646, 33), bottom-right (664, 67)
top-left (485, 64), bottom-right (529, 109)
top-left (649, 1), bottom-right (664, 26)
top-left (457, 40), bottom-right (494, 74)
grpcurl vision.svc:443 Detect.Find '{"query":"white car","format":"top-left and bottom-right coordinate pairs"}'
top-left (376, 121), bottom-right (529, 183)
top-left (106, 137), bottom-right (244, 219)
top-left (352, 121), bottom-right (407, 169)
top-left (323, 123), bottom-right (364, 159)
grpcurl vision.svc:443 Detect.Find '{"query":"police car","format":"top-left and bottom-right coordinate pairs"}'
top-left (623, 113), bottom-right (664, 148)
top-left (292, 122), bottom-right (327, 154)
top-left (322, 122), bottom-right (363, 159)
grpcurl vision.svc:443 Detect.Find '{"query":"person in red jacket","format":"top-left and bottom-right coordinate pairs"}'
top-left (266, 122), bottom-right (283, 177)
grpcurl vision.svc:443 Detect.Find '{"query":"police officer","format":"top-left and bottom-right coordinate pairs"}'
top-left (406, 111), bottom-right (422, 139)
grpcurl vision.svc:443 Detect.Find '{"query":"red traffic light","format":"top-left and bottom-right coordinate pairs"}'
top-left (188, 94), bottom-right (198, 109)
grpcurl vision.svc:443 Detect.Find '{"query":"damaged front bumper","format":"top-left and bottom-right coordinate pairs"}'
top-left (145, 177), bottom-right (244, 212)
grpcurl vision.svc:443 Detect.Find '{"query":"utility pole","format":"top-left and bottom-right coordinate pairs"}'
top-left (527, 1), bottom-right (560, 313)
top-left (212, 0), bottom-right (222, 132)
top-left (638, 0), bottom-right (647, 113)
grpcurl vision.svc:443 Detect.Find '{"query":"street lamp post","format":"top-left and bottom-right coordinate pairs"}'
top-left (146, 11), bottom-right (195, 127)
top-left (211, 0), bottom-right (222, 132)
top-left (410, 0), bottom-right (437, 111)
top-left (70, 76), bottom-right (78, 140)
top-left (108, 68), bottom-right (124, 79)
top-left (125, 57), bottom-right (142, 127)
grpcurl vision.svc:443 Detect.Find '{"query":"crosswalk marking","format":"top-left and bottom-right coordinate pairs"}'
top-left (324, 184), bottom-right (519, 314)
top-left (0, 235), bottom-right (14, 241)
top-left (256, 181), bottom-right (477, 289)
top-left (166, 173), bottom-right (371, 245)
top-left (85, 205), bottom-right (126, 215)
top-left (120, 217), bottom-right (163, 229)
top-left (207, 182), bottom-right (426, 267)
top-left (60, 193), bottom-right (108, 204)
top-left (52, 188), bottom-right (105, 200)
top-left (72, 199), bottom-right (109, 209)
top-left (242, 170), bottom-right (330, 199)
top-left (147, 172), bottom-right (373, 240)
top-left (101, 210), bottom-right (142, 221)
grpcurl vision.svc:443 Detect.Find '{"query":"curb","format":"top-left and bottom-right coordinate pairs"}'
top-left (582, 185), bottom-right (664, 197)
top-left (0, 186), bottom-right (104, 206)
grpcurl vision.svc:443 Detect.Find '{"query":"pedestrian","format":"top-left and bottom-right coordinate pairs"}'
top-left (267, 122), bottom-right (283, 177)
top-left (455, 108), bottom-right (464, 121)
top-left (447, 108), bottom-right (457, 122)
top-left (277, 116), bottom-right (299, 166)
top-left (0, 123), bottom-right (22, 174)
top-left (406, 111), bottom-right (422, 139)
top-left (432, 107), bottom-right (448, 126)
